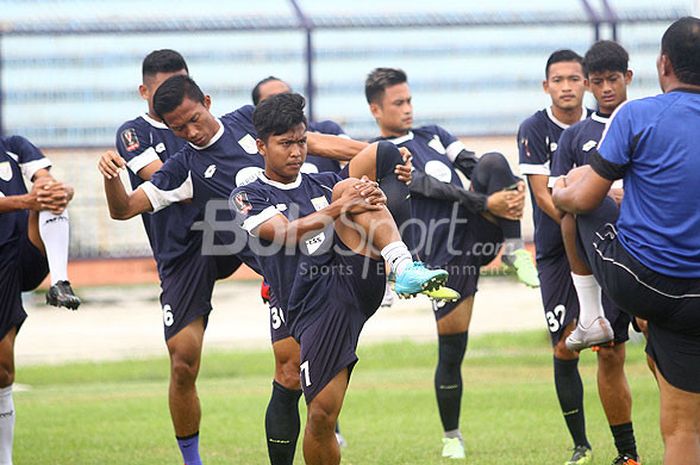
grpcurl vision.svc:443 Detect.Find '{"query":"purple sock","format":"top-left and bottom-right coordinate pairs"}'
top-left (177, 432), bottom-right (202, 465)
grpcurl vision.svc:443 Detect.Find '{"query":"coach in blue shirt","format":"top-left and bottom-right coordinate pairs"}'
top-left (552, 17), bottom-right (700, 465)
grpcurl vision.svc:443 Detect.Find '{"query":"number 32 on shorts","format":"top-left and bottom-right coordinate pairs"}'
top-left (546, 304), bottom-right (566, 333)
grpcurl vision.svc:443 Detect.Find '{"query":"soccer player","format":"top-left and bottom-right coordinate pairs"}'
top-left (365, 67), bottom-right (534, 459)
top-left (0, 135), bottom-right (77, 465)
top-left (548, 41), bottom-right (640, 465)
top-left (517, 49), bottom-right (598, 464)
top-left (553, 17), bottom-right (700, 465)
top-left (231, 92), bottom-right (449, 465)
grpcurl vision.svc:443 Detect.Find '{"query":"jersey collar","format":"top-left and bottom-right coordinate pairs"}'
top-left (546, 106), bottom-right (588, 129)
top-left (189, 118), bottom-right (224, 150)
top-left (591, 112), bottom-right (610, 124)
top-left (385, 131), bottom-right (414, 145)
top-left (141, 113), bottom-right (169, 129)
top-left (258, 171), bottom-right (303, 190)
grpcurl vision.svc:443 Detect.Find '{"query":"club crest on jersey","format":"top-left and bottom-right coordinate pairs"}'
top-left (121, 128), bottom-right (140, 152)
top-left (310, 196), bottom-right (329, 211)
top-left (204, 164), bottom-right (217, 178)
top-left (582, 140), bottom-right (597, 152)
top-left (238, 134), bottom-right (259, 155)
top-left (424, 160), bottom-right (452, 183)
top-left (232, 191), bottom-right (252, 215)
top-left (0, 162), bottom-right (13, 182)
top-left (155, 143), bottom-right (166, 154)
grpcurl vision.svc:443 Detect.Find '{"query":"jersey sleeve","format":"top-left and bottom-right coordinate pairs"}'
top-left (311, 120), bottom-right (349, 138)
top-left (591, 101), bottom-right (633, 180)
top-left (549, 126), bottom-right (576, 187)
top-left (230, 184), bottom-right (281, 236)
top-left (5, 135), bottom-right (52, 180)
top-left (139, 153), bottom-right (193, 213)
top-left (116, 122), bottom-right (160, 175)
top-left (434, 125), bottom-right (466, 163)
top-left (517, 117), bottom-right (550, 176)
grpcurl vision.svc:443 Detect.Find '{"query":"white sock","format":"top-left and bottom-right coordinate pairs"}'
top-left (0, 385), bottom-right (15, 465)
top-left (571, 273), bottom-right (605, 328)
top-left (39, 210), bottom-right (70, 283)
top-left (380, 241), bottom-right (413, 276)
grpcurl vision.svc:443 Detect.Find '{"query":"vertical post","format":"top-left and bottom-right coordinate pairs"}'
top-left (601, 0), bottom-right (619, 42)
top-left (580, 0), bottom-right (602, 43)
top-left (0, 33), bottom-right (4, 137)
top-left (289, 0), bottom-right (315, 122)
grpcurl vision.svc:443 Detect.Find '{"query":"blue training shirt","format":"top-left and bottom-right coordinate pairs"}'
top-left (375, 125), bottom-right (471, 267)
top-left (590, 90), bottom-right (700, 277)
top-left (116, 114), bottom-right (200, 276)
top-left (231, 171), bottom-right (342, 336)
top-left (0, 135), bottom-right (51, 248)
top-left (518, 107), bottom-right (591, 260)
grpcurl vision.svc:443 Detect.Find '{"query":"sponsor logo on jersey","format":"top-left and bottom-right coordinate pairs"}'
top-left (311, 196), bottom-right (329, 211)
top-left (428, 135), bottom-right (447, 155)
top-left (582, 140), bottom-right (597, 152)
top-left (238, 133), bottom-right (259, 155)
top-left (155, 142), bottom-right (166, 154)
top-left (121, 128), bottom-right (140, 152)
top-left (204, 164), bottom-right (217, 178)
top-left (232, 191), bottom-right (252, 215)
top-left (424, 160), bottom-right (452, 183)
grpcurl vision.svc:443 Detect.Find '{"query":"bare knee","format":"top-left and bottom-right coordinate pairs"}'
top-left (307, 402), bottom-right (338, 437)
top-left (553, 334), bottom-right (579, 360)
top-left (169, 352), bottom-right (200, 389)
top-left (275, 355), bottom-right (301, 390)
top-left (331, 178), bottom-right (362, 202)
top-left (597, 344), bottom-right (625, 369)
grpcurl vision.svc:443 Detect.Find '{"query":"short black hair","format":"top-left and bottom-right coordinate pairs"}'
top-left (545, 49), bottom-right (584, 78)
top-left (142, 49), bottom-right (188, 79)
top-left (251, 76), bottom-right (287, 106)
top-left (583, 40), bottom-right (629, 76)
top-left (153, 75), bottom-right (205, 121)
top-left (365, 68), bottom-right (407, 104)
top-left (253, 93), bottom-right (307, 142)
top-left (661, 16), bottom-right (700, 86)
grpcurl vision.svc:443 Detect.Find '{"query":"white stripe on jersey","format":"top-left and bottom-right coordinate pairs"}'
top-left (140, 172), bottom-right (193, 213)
top-left (519, 163), bottom-right (550, 176)
top-left (242, 205), bottom-right (284, 236)
top-left (21, 158), bottom-right (52, 180)
top-left (126, 146), bottom-right (160, 174)
top-left (445, 140), bottom-right (466, 163)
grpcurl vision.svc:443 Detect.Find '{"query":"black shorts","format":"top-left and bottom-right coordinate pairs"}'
top-left (295, 238), bottom-right (386, 403)
top-left (432, 212), bottom-right (503, 320)
top-left (268, 288), bottom-right (292, 343)
top-left (159, 254), bottom-right (241, 341)
top-left (538, 254), bottom-right (630, 345)
top-left (577, 197), bottom-right (700, 392)
top-left (0, 236), bottom-right (49, 340)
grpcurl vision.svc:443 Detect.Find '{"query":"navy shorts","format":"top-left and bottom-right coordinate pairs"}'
top-left (295, 239), bottom-right (386, 403)
top-left (0, 235), bottom-right (49, 340)
top-left (268, 287), bottom-right (292, 343)
top-left (577, 197), bottom-right (700, 392)
top-left (537, 254), bottom-right (630, 345)
top-left (159, 253), bottom-right (241, 340)
top-left (432, 212), bottom-right (503, 320)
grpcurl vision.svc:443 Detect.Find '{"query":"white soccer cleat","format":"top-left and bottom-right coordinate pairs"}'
top-left (565, 317), bottom-right (614, 352)
top-left (441, 437), bottom-right (465, 459)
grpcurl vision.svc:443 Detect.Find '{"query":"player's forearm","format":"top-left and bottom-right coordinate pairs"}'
top-left (283, 202), bottom-right (344, 242)
top-left (103, 177), bottom-right (142, 220)
top-left (0, 194), bottom-right (32, 213)
top-left (552, 184), bottom-right (600, 214)
top-left (307, 133), bottom-right (368, 161)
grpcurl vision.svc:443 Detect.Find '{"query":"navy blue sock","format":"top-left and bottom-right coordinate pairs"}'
top-left (435, 332), bottom-right (469, 431)
top-left (177, 432), bottom-right (202, 465)
top-left (265, 381), bottom-right (303, 465)
top-left (553, 357), bottom-right (590, 449)
top-left (610, 422), bottom-right (637, 458)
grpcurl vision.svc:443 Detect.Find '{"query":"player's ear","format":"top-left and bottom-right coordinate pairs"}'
top-left (138, 84), bottom-right (149, 101)
top-left (256, 138), bottom-right (267, 156)
top-left (542, 79), bottom-right (549, 94)
top-left (369, 102), bottom-right (381, 119)
top-left (203, 95), bottom-right (212, 110)
top-left (625, 69), bottom-right (634, 85)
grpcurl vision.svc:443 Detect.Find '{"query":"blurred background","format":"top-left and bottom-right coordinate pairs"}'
top-left (1, 0), bottom-right (696, 262)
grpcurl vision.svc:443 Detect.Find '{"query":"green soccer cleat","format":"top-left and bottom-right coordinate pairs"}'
top-left (393, 261), bottom-right (448, 298)
top-left (503, 249), bottom-right (540, 288)
top-left (423, 286), bottom-right (461, 303)
top-left (441, 437), bottom-right (465, 459)
top-left (565, 445), bottom-right (593, 465)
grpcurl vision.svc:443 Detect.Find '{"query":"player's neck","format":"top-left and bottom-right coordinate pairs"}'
top-left (380, 127), bottom-right (409, 139)
top-left (550, 105), bottom-right (583, 126)
top-left (264, 168), bottom-right (298, 185)
top-left (146, 110), bottom-right (163, 122)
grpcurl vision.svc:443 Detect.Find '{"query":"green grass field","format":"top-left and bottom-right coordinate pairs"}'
top-left (14, 330), bottom-right (661, 464)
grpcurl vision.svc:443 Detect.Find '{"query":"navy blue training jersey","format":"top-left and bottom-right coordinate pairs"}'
top-left (0, 135), bottom-right (51, 248)
top-left (116, 114), bottom-right (200, 275)
top-left (303, 120), bottom-right (347, 174)
top-left (140, 112), bottom-right (265, 272)
top-left (550, 112), bottom-right (609, 180)
top-left (231, 171), bottom-right (342, 335)
top-left (517, 107), bottom-right (591, 260)
top-left (593, 91), bottom-right (700, 277)
top-left (375, 125), bottom-right (471, 266)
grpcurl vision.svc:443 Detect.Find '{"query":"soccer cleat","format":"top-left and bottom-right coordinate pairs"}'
top-left (423, 286), bottom-right (461, 303)
top-left (565, 317), bottom-right (614, 352)
top-left (380, 282), bottom-right (395, 308)
top-left (45, 280), bottom-right (81, 310)
top-left (503, 249), bottom-right (540, 288)
top-left (393, 262), bottom-right (448, 298)
top-left (565, 445), bottom-right (593, 465)
top-left (611, 453), bottom-right (641, 465)
top-left (441, 437), bottom-right (465, 459)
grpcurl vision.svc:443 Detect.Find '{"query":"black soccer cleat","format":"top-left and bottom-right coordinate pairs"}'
top-left (46, 280), bottom-right (81, 310)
